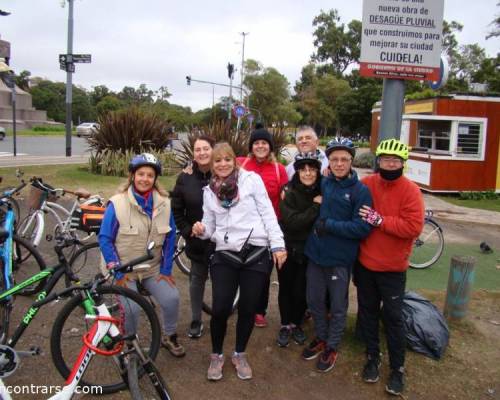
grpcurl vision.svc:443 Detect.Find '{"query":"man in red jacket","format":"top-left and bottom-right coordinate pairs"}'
top-left (355, 138), bottom-right (424, 396)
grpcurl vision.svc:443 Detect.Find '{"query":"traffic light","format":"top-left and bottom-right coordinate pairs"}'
top-left (227, 63), bottom-right (234, 79)
top-left (186, 75), bottom-right (191, 86)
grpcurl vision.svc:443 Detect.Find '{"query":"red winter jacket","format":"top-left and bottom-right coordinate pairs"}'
top-left (358, 173), bottom-right (424, 272)
top-left (237, 156), bottom-right (288, 219)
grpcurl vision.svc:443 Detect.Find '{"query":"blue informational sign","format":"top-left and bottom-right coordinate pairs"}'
top-left (233, 104), bottom-right (246, 118)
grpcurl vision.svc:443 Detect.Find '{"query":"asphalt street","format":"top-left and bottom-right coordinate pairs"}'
top-left (0, 135), bottom-right (90, 157)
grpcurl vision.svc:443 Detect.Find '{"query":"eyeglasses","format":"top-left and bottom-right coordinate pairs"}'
top-left (379, 156), bottom-right (403, 164)
top-left (329, 157), bottom-right (352, 164)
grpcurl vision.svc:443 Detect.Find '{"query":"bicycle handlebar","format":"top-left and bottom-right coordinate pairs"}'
top-left (32, 246), bottom-right (155, 308)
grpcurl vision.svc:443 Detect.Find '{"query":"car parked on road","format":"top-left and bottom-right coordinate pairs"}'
top-left (75, 122), bottom-right (99, 137)
top-left (0, 126), bottom-right (5, 140)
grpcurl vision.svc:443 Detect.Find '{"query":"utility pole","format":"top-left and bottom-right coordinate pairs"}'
top-left (65, 0), bottom-right (74, 157)
top-left (239, 32), bottom-right (249, 103)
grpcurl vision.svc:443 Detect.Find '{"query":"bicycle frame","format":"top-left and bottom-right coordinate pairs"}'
top-left (0, 206), bottom-right (16, 294)
top-left (48, 303), bottom-right (117, 400)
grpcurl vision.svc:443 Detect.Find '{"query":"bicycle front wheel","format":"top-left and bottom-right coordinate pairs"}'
top-left (409, 219), bottom-right (444, 269)
top-left (127, 353), bottom-right (171, 400)
top-left (174, 235), bottom-right (191, 275)
top-left (12, 235), bottom-right (47, 295)
top-left (50, 285), bottom-right (161, 394)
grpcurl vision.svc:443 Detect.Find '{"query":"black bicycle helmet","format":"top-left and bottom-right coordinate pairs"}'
top-left (128, 153), bottom-right (162, 176)
top-left (325, 137), bottom-right (355, 158)
top-left (293, 151), bottom-right (321, 171)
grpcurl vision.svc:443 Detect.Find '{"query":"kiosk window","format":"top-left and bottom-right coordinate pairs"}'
top-left (457, 123), bottom-right (481, 156)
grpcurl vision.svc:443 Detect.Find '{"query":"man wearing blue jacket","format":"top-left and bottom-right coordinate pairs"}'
top-left (303, 138), bottom-right (372, 372)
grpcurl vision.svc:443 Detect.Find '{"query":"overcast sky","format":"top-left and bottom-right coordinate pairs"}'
top-left (1, 0), bottom-right (499, 111)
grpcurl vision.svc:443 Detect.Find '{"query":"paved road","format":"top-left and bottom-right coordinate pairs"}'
top-left (0, 135), bottom-right (90, 157)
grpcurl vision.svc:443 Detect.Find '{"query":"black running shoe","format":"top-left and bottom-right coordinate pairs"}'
top-left (188, 320), bottom-right (203, 339)
top-left (301, 338), bottom-right (326, 360)
top-left (362, 355), bottom-right (381, 383)
top-left (277, 326), bottom-right (291, 348)
top-left (386, 368), bottom-right (404, 396)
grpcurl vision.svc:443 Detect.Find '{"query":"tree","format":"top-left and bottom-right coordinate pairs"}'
top-left (311, 9), bottom-right (361, 75)
top-left (156, 86), bottom-right (172, 102)
top-left (89, 85), bottom-right (112, 106)
top-left (337, 72), bottom-right (382, 137)
top-left (96, 95), bottom-right (123, 116)
top-left (472, 54), bottom-right (500, 92)
top-left (243, 59), bottom-right (295, 125)
top-left (295, 66), bottom-right (351, 135)
top-left (15, 70), bottom-right (31, 91)
top-left (30, 79), bottom-right (93, 124)
top-left (486, 2), bottom-right (500, 39)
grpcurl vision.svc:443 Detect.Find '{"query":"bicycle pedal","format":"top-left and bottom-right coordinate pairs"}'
top-left (16, 346), bottom-right (42, 357)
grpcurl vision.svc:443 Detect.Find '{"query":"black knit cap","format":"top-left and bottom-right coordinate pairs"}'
top-left (249, 128), bottom-right (274, 153)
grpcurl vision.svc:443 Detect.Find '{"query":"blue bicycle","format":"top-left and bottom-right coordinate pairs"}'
top-left (0, 179), bottom-right (47, 297)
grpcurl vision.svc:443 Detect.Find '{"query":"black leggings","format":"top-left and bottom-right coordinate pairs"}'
top-left (277, 257), bottom-right (307, 326)
top-left (210, 258), bottom-right (270, 354)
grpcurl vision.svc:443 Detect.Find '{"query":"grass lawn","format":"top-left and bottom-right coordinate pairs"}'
top-left (0, 164), bottom-right (178, 199)
top-left (407, 242), bottom-right (500, 291)
top-left (438, 195), bottom-right (500, 212)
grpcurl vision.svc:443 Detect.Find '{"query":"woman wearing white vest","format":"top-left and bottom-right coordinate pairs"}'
top-left (98, 153), bottom-right (185, 357)
top-left (192, 142), bottom-right (287, 381)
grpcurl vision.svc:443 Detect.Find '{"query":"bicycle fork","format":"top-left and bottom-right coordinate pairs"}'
top-left (48, 303), bottom-right (122, 400)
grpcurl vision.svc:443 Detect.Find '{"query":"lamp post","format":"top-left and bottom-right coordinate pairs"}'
top-left (0, 58), bottom-right (17, 156)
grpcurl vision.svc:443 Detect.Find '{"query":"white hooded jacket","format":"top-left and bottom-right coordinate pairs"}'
top-left (199, 169), bottom-right (285, 252)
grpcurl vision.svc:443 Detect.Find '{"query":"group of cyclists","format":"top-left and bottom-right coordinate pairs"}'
top-left (97, 125), bottom-right (424, 397)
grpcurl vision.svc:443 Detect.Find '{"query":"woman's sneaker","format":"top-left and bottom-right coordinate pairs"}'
top-left (277, 326), bottom-right (291, 347)
top-left (188, 320), bottom-right (204, 338)
top-left (291, 326), bottom-right (306, 345)
top-left (231, 352), bottom-right (253, 380)
top-left (161, 333), bottom-right (186, 357)
top-left (301, 338), bottom-right (326, 360)
top-left (207, 353), bottom-right (224, 381)
top-left (254, 314), bottom-right (267, 328)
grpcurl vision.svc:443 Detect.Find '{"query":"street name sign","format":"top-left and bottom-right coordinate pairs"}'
top-left (360, 0), bottom-right (444, 81)
top-left (73, 54), bottom-right (91, 63)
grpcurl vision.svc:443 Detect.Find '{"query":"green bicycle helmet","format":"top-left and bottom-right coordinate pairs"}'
top-left (376, 138), bottom-right (409, 160)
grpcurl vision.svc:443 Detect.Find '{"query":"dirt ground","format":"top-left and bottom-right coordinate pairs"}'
top-left (3, 201), bottom-right (500, 400)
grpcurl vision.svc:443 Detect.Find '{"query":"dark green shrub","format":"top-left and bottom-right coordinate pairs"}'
top-left (32, 125), bottom-right (66, 132)
top-left (88, 106), bottom-right (171, 155)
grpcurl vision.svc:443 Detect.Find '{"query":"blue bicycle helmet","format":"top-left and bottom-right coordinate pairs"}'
top-left (325, 137), bottom-right (355, 158)
top-left (293, 151), bottom-right (321, 171)
top-left (128, 153), bottom-right (162, 176)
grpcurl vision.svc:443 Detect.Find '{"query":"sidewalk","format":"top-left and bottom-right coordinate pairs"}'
top-left (0, 154), bottom-right (88, 168)
top-left (355, 167), bottom-right (500, 227)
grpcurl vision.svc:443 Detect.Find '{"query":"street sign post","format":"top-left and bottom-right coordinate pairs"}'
top-left (360, 0), bottom-right (445, 81)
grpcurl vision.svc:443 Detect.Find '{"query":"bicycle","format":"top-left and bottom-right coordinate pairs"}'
top-left (409, 209), bottom-right (445, 269)
top-left (0, 190), bottom-right (47, 298)
top-left (0, 171), bottom-right (27, 229)
top-left (0, 234), bottom-right (160, 394)
top-left (174, 232), bottom-right (240, 315)
top-left (17, 177), bottom-right (102, 248)
top-left (0, 247), bottom-right (169, 399)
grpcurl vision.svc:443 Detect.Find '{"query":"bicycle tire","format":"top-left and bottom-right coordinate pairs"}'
top-left (174, 235), bottom-right (191, 275)
top-left (12, 235), bottom-right (47, 295)
top-left (409, 219), bottom-right (444, 269)
top-left (50, 285), bottom-right (161, 394)
top-left (0, 258), bottom-right (10, 344)
top-left (17, 212), bottom-right (43, 248)
top-left (127, 353), bottom-right (171, 400)
top-left (68, 241), bottom-right (101, 279)
top-left (201, 282), bottom-right (239, 316)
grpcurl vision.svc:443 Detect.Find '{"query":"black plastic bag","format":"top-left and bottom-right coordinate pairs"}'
top-left (402, 291), bottom-right (449, 360)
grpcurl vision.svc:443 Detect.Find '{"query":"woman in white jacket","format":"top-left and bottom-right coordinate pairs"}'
top-left (192, 142), bottom-right (287, 382)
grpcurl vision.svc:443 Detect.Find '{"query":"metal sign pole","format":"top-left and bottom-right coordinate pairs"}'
top-left (11, 88), bottom-right (16, 156)
top-left (379, 79), bottom-right (405, 142)
top-left (65, 0), bottom-right (74, 157)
